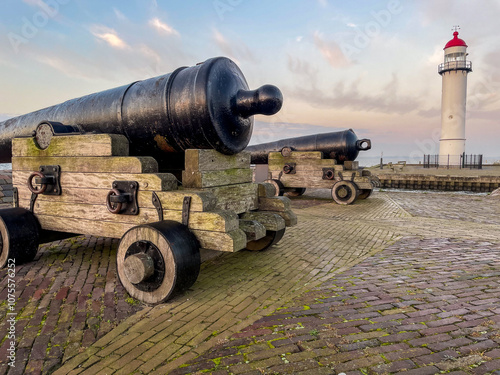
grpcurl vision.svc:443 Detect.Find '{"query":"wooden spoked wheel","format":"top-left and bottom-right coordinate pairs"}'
top-left (264, 179), bottom-right (285, 196)
top-left (285, 188), bottom-right (306, 197)
top-left (245, 228), bottom-right (286, 251)
top-left (0, 208), bottom-right (40, 268)
top-left (331, 181), bottom-right (359, 205)
top-left (117, 221), bottom-right (200, 304)
top-left (358, 189), bottom-right (372, 200)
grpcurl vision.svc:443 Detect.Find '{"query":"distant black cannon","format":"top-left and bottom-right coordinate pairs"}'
top-left (246, 129), bottom-right (371, 164)
top-left (0, 57), bottom-right (283, 168)
top-left (247, 129), bottom-right (376, 205)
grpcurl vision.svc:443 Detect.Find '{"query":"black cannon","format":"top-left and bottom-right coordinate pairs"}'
top-left (246, 129), bottom-right (371, 164)
top-left (247, 130), bottom-right (376, 205)
top-left (0, 57), bottom-right (297, 304)
top-left (0, 57), bottom-right (283, 169)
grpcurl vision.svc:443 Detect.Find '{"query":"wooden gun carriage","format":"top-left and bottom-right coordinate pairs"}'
top-left (247, 130), bottom-right (377, 205)
top-left (0, 57), bottom-right (295, 304)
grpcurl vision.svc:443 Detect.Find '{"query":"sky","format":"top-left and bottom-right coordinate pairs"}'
top-left (1, 0), bottom-right (500, 163)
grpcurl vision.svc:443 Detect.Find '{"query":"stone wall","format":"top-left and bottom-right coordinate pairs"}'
top-left (377, 173), bottom-right (500, 192)
top-left (0, 170), bottom-right (13, 206)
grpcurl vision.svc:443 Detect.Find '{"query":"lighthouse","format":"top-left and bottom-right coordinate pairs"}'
top-left (438, 28), bottom-right (472, 167)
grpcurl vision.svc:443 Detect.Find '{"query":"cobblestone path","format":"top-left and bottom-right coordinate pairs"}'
top-left (172, 191), bottom-right (500, 374)
top-left (1, 190), bottom-right (499, 374)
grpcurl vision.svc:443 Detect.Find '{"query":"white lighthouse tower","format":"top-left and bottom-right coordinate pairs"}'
top-left (438, 27), bottom-right (472, 167)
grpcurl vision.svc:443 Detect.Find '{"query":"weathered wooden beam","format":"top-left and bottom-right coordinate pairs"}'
top-left (343, 161), bottom-right (359, 170)
top-left (258, 196), bottom-right (292, 212)
top-left (12, 134), bottom-right (129, 158)
top-left (13, 171), bottom-right (177, 191)
top-left (258, 183), bottom-right (276, 198)
top-left (209, 182), bottom-right (258, 213)
top-left (184, 149), bottom-right (250, 171)
top-left (15, 186), bottom-right (217, 212)
top-left (34, 214), bottom-right (246, 251)
top-left (268, 151), bottom-right (324, 160)
top-left (355, 182), bottom-right (373, 190)
top-left (182, 168), bottom-right (252, 188)
top-left (18, 199), bottom-right (236, 232)
top-left (191, 228), bottom-right (247, 252)
top-left (239, 220), bottom-right (266, 241)
top-left (276, 210), bottom-right (298, 227)
top-left (34, 214), bottom-right (132, 239)
top-left (240, 211), bottom-right (285, 231)
top-left (12, 156), bottom-right (158, 173)
top-left (268, 159), bottom-right (340, 172)
top-left (269, 170), bottom-right (370, 189)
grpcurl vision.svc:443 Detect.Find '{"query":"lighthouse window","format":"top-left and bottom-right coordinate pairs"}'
top-left (445, 52), bottom-right (466, 62)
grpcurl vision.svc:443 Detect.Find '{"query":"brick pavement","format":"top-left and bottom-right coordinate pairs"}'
top-left (1, 189), bottom-right (500, 374)
top-left (50, 193), bottom-right (401, 375)
top-left (0, 237), bottom-right (143, 375)
top-left (388, 191), bottom-right (500, 225)
top-left (177, 237), bottom-right (500, 374)
top-left (168, 191), bottom-right (500, 374)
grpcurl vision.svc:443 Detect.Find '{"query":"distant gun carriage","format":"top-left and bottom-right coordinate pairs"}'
top-left (0, 57), bottom-right (297, 304)
top-left (247, 130), bottom-right (377, 205)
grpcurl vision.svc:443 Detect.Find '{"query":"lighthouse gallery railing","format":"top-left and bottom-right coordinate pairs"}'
top-left (438, 60), bottom-right (472, 74)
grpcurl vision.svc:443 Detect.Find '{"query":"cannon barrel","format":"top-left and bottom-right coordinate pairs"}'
top-left (246, 129), bottom-right (371, 164)
top-left (0, 57), bottom-right (283, 166)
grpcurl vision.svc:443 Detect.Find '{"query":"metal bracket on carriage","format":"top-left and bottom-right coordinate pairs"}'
top-left (27, 165), bottom-right (62, 196)
top-left (151, 192), bottom-right (163, 221)
top-left (282, 163), bottom-right (296, 174)
top-left (106, 181), bottom-right (139, 215)
top-left (29, 192), bottom-right (37, 213)
top-left (13, 187), bottom-right (19, 208)
top-left (322, 168), bottom-right (337, 181)
top-left (182, 196), bottom-right (191, 226)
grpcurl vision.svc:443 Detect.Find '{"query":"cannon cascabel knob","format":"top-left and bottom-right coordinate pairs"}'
top-left (234, 85), bottom-right (283, 118)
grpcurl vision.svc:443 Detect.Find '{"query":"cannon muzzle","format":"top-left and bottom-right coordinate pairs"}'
top-left (246, 129), bottom-right (371, 164)
top-left (0, 57), bottom-right (283, 167)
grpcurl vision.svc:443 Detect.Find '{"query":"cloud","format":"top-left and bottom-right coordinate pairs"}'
top-left (250, 120), bottom-right (343, 145)
top-left (149, 18), bottom-right (179, 36)
top-left (286, 72), bottom-right (422, 115)
top-left (212, 29), bottom-right (256, 63)
top-left (418, 107), bottom-right (440, 118)
top-left (35, 54), bottom-right (89, 78)
top-left (90, 25), bottom-right (129, 50)
top-left (113, 8), bottom-right (128, 21)
top-left (22, 0), bottom-right (49, 9)
top-left (287, 55), bottom-right (318, 81)
top-left (313, 31), bottom-right (352, 68)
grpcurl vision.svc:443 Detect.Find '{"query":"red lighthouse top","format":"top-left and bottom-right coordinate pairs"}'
top-left (444, 31), bottom-right (467, 49)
